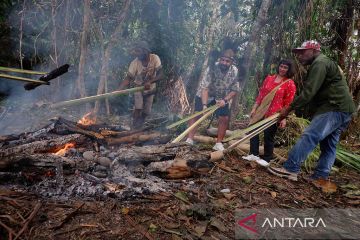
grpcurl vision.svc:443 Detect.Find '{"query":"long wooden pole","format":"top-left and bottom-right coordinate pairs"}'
top-left (223, 113), bottom-right (280, 142)
top-left (166, 105), bottom-right (218, 129)
top-left (0, 73), bottom-right (48, 84)
top-left (0, 66), bottom-right (46, 75)
top-left (210, 117), bottom-right (278, 161)
top-left (226, 118), bottom-right (278, 152)
top-left (51, 87), bottom-right (144, 108)
top-left (172, 106), bottom-right (219, 143)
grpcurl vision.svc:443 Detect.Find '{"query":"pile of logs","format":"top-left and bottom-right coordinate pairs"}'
top-left (0, 117), bottom-right (214, 180)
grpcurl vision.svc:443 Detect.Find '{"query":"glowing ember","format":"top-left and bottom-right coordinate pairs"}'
top-left (77, 112), bottom-right (96, 125)
top-left (54, 143), bottom-right (75, 156)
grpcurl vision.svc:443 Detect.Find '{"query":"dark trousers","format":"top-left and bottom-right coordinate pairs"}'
top-left (250, 124), bottom-right (278, 162)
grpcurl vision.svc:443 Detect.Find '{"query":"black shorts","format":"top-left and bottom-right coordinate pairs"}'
top-left (194, 96), bottom-right (230, 117)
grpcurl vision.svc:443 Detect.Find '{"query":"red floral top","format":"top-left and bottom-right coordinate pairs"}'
top-left (255, 75), bottom-right (296, 117)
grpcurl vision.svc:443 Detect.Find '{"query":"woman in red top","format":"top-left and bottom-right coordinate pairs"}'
top-left (247, 59), bottom-right (296, 162)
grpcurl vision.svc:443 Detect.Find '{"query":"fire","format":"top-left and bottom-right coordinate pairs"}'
top-left (77, 111), bottom-right (97, 125)
top-left (54, 143), bottom-right (75, 156)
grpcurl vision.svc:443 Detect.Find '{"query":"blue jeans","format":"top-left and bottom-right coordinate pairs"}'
top-left (284, 112), bottom-right (352, 178)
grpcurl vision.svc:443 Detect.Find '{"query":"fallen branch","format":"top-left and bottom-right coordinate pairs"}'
top-left (51, 203), bottom-right (84, 230)
top-left (14, 202), bottom-right (42, 240)
top-left (124, 215), bottom-right (154, 240)
top-left (0, 220), bottom-right (17, 238)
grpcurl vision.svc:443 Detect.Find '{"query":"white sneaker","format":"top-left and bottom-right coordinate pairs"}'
top-left (212, 142), bottom-right (225, 151)
top-left (185, 138), bottom-right (194, 145)
top-left (242, 154), bottom-right (260, 161)
top-left (256, 158), bottom-right (270, 167)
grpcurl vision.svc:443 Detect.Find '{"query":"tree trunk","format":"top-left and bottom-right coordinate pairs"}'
top-left (94, 0), bottom-right (132, 114)
top-left (196, 2), bottom-right (220, 96)
top-left (230, 0), bottom-right (272, 126)
top-left (76, 0), bottom-right (91, 99)
top-left (331, 0), bottom-right (354, 68)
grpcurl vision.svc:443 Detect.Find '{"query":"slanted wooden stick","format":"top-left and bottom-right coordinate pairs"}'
top-left (0, 66), bottom-right (46, 75)
top-left (0, 73), bottom-right (49, 84)
top-left (166, 104), bottom-right (218, 129)
top-left (210, 117), bottom-right (278, 161)
top-left (223, 113), bottom-right (280, 142)
top-left (51, 87), bottom-right (144, 108)
top-left (172, 106), bottom-right (220, 143)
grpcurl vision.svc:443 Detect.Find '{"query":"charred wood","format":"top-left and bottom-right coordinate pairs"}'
top-left (0, 134), bottom-right (87, 169)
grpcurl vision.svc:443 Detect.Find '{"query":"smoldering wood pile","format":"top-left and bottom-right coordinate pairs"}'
top-left (0, 116), bottom-right (214, 200)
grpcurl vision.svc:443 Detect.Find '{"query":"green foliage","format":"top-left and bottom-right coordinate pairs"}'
top-left (0, 0), bottom-right (358, 116)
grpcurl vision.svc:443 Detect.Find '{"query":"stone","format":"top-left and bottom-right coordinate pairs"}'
top-left (92, 171), bottom-right (107, 178)
top-left (83, 151), bottom-right (96, 161)
top-left (98, 157), bottom-right (112, 168)
top-left (108, 152), bottom-right (117, 159)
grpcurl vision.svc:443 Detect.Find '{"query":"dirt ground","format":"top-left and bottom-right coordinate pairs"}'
top-left (2, 151), bottom-right (360, 240)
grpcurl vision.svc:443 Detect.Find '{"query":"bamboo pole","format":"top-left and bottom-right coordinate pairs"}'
top-left (0, 66), bottom-right (46, 75)
top-left (0, 73), bottom-right (49, 84)
top-left (166, 104), bottom-right (218, 129)
top-left (223, 113), bottom-right (279, 142)
top-left (51, 87), bottom-right (144, 108)
top-left (210, 117), bottom-right (278, 161)
top-left (172, 106), bottom-right (219, 143)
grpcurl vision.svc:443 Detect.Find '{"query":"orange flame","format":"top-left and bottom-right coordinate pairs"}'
top-left (54, 143), bottom-right (75, 156)
top-left (77, 112), bottom-right (97, 125)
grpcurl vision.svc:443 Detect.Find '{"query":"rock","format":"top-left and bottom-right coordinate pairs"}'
top-left (220, 188), bottom-right (230, 193)
top-left (210, 217), bottom-right (227, 232)
top-left (92, 171), bottom-right (107, 178)
top-left (108, 152), bottom-right (117, 159)
top-left (95, 165), bottom-right (108, 172)
top-left (98, 157), bottom-right (112, 167)
top-left (83, 151), bottom-right (96, 161)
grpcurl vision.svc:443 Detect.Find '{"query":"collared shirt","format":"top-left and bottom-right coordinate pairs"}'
top-left (255, 75), bottom-right (296, 117)
top-left (290, 54), bottom-right (355, 116)
top-left (196, 63), bottom-right (240, 99)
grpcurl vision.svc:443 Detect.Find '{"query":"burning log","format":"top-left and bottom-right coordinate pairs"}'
top-left (105, 132), bottom-right (171, 145)
top-left (52, 117), bottom-right (168, 145)
top-left (51, 87), bottom-right (144, 108)
top-left (24, 64), bottom-right (70, 90)
top-left (0, 134), bottom-right (87, 169)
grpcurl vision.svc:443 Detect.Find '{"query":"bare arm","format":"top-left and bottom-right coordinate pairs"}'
top-left (118, 75), bottom-right (131, 90)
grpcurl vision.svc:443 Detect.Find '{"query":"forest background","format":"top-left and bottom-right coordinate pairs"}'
top-left (0, 0), bottom-right (359, 130)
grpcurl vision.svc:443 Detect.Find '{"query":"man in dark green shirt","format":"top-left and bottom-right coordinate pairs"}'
top-left (268, 40), bottom-right (355, 182)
